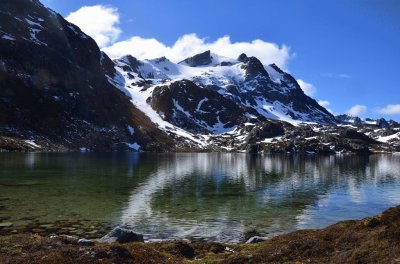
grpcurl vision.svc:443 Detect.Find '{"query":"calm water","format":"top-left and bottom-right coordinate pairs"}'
top-left (0, 153), bottom-right (400, 243)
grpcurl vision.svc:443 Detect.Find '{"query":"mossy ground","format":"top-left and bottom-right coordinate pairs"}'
top-left (1, 206), bottom-right (400, 263)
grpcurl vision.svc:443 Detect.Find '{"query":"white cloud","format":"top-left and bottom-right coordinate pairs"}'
top-left (346, 105), bottom-right (367, 116)
top-left (376, 104), bottom-right (400, 115)
top-left (66, 5), bottom-right (121, 48)
top-left (65, 6), bottom-right (292, 68)
top-left (318, 100), bottom-right (330, 108)
top-left (317, 100), bottom-right (336, 114)
top-left (297, 79), bottom-right (316, 97)
top-left (102, 34), bottom-right (292, 69)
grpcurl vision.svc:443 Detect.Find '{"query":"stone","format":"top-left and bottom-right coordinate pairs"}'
top-left (39, 224), bottom-right (54, 229)
top-left (58, 235), bottom-right (79, 245)
top-left (78, 238), bottom-right (95, 246)
top-left (31, 228), bottom-right (46, 233)
top-left (98, 227), bottom-right (144, 244)
top-left (0, 222), bottom-right (13, 228)
top-left (246, 236), bottom-right (268, 244)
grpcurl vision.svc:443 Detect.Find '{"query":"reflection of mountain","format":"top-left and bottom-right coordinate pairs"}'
top-left (120, 154), bottom-right (400, 242)
top-left (1, 153), bottom-right (399, 243)
top-left (0, 153), bottom-right (155, 227)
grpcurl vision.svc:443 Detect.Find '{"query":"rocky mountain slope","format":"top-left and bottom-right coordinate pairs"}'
top-left (108, 51), bottom-right (400, 153)
top-left (0, 0), bottom-right (399, 153)
top-left (0, 0), bottom-right (176, 151)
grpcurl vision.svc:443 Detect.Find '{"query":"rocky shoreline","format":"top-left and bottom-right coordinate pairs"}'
top-left (1, 205), bottom-right (400, 263)
top-left (2, 121), bottom-right (400, 154)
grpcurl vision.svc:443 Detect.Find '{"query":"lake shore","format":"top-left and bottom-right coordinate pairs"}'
top-left (1, 205), bottom-right (399, 263)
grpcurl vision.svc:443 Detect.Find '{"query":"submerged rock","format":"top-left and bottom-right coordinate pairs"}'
top-left (0, 222), bottom-right (13, 228)
top-left (246, 236), bottom-right (268, 244)
top-left (98, 227), bottom-right (144, 244)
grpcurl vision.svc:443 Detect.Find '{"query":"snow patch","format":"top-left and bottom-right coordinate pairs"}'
top-left (1, 34), bottom-right (15, 41)
top-left (24, 140), bottom-right (40, 148)
top-left (377, 132), bottom-right (400, 143)
top-left (125, 142), bottom-right (141, 151)
top-left (127, 126), bottom-right (135, 135)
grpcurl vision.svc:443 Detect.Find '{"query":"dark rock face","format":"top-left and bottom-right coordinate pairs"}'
top-left (245, 121), bottom-right (286, 144)
top-left (178, 50), bottom-right (213, 67)
top-left (241, 56), bottom-right (270, 80)
top-left (269, 63), bottom-right (285, 74)
top-left (389, 120), bottom-right (400, 127)
top-left (237, 53), bottom-right (248, 63)
top-left (206, 121), bottom-right (396, 154)
top-left (336, 115), bottom-right (363, 125)
top-left (99, 227), bottom-right (144, 244)
top-left (0, 0), bottom-right (175, 151)
top-left (117, 55), bottom-right (143, 75)
top-left (376, 118), bottom-right (389, 128)
top-left (147, 80), bottom-right (265, 133)
top-left (230, 61), bottom-right (336, 124)
top-left (340, 129), bottom-right (377, 144)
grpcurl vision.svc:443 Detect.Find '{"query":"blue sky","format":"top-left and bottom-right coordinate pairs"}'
top-left (42, 0), bottom-right (400, 120)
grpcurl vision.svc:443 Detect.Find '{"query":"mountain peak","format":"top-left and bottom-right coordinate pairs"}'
top-left (178, 50), bottom-right (212, 67)
top-left (151, 56), bottom-right (169, 63)
top-left (237, 53), bottom-right (248, 63)
top-left (241, 56), bottom-right (269, 79)
top-left (269, 63), bottom-right (285, 74)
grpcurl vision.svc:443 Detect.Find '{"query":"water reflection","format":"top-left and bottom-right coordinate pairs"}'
top-left (0, 153), bottom-right (399, 243)
top-left (119, 154), bottom-right (400, 242)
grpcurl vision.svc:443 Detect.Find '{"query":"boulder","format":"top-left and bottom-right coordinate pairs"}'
top-left (246, 236), bottom-right (268, 244)
top-left (78, 238), bottom-right (95, 246)
top-left (98, 227), bottom-right (144, 244)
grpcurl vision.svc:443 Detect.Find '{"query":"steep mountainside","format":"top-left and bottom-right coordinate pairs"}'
top-left (0, 0), bottom-right (399, 153)
top-left (112, 51), bottom-right (336, 132)
top-left (0, 0), bottom-right (176, 151)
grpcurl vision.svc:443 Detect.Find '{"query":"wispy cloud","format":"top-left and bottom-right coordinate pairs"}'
top-left (102, 34), bottom-right (293, 70)
top-left (297, 79), bottom-right (316, 96)
top-left (321, 72), bottom-right (350, 79)
top-left (66, 5), bottom-right (121, 48)
top-left (318, 100), bottom-right (337, 114)
top-left (376, 104), bottom-right (400, 115)
top-left (346, 105), bottom-right (367, 116)
top-left (318, 100), bottom-right (330, 108)
top-left (65, 5), bottom-right (294, 69)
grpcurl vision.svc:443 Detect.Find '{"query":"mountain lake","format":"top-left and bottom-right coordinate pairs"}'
top-left (0, 152), bottom-right (399, 243)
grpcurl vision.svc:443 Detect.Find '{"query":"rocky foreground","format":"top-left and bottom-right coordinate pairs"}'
top-left (1, 206), bottom-right (399, 263)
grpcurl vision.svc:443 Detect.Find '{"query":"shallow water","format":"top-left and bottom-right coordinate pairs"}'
top-left (0, 153), bottom-right (399, 243)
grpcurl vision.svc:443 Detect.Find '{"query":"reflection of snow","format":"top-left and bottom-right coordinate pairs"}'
top-left (296, 155), bottom-right (400, 230)
top-left (120, 153), bottom-right (252, 242)
top-left (119, 154), bottom-right (400, 242)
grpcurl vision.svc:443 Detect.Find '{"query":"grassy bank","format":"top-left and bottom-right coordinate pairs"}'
top-left (1, 205), bottom-right (400, 263)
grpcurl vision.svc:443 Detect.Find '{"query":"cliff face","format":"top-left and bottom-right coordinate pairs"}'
top-left (0, 0), bottom-right (175, 151)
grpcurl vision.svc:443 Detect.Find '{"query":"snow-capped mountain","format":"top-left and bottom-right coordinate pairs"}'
top-left (1, 0), bottom-right (399, 153)
top-left (335, 114), bottom-right (398, 128)
top-left (109, 50), bottom-right (336, 137)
